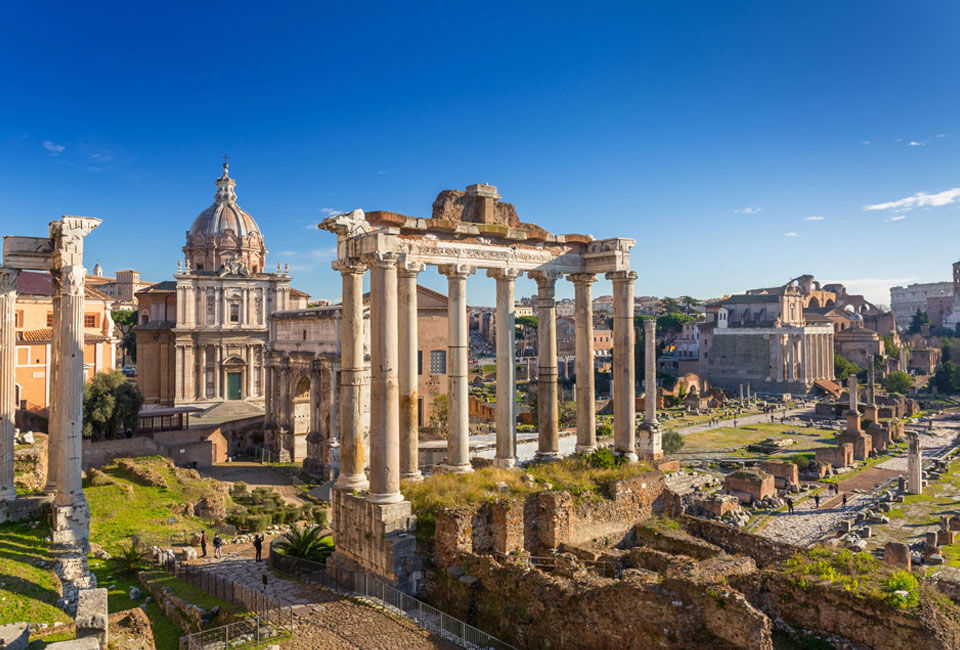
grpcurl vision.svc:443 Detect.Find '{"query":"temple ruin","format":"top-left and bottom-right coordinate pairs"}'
top-left (318, 184), bottom-right (656, 590)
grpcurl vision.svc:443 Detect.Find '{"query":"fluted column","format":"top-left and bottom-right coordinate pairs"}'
top-left (570, 273), bottom-right (597, 454)
top-left (398, 261), bottom-right (424, 481)
top-left (365, 252), bottom-right (403, 503)
top-left (608, 271), bottom-right (638, 461)
top-left (489, 268), bottom-right (521, 466)
top-left (531, 271), bottom-right (561, 461)
top-left (200, 346), bottom-right (209, 399)
top-left (0, 269), bottom-right (19, 501)
top-left (335, 260), bottom-right (369, 490)
top-left (802, 334), bottom-right (811, 384)
top-left (774, 334), bottom-right (784, 382)
top-left (440, 264), bottom-right (476, 472)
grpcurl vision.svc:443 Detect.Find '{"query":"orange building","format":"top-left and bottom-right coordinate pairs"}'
top-left (13, 271), bottom-right (119, 418)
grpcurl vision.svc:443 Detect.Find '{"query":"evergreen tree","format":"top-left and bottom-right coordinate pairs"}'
top-left (82, 369), bottom-right (143, 440)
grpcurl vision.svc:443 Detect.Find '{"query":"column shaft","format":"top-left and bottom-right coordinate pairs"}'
top-left (335, 262), bottom-right (369, 490)
top-left (367, 253), bottom-right (402, 503)
top-left (570, 273), bottom-right (596, 454)
top-left (441, 265), bottom-right (475, 472)
top-left (0, 270), bottom-right (18, 500)
top-left (54, 266), bottom-right (87, 506)
top-left (608, 271), bottom-right (638, 461)
top-left (532, 272), bottom-right (560, 461)
top-left (44, 272), bottom-right (62, 494)
top-left (490, 269), bottom-right (520, 466)
top-left (398, 265), bottom-right (423, 480)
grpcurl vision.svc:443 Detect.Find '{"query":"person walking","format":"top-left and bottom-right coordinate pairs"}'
top-left (253, 534), bottom-right (263, 562)
top-left (842, 493), bottom-right (848, 509)
top-left (213, 533), bottom-right (223, 559)
top-left (814, 494), bottom-right (821, 510)
top-left (200, 531), bottom-right (207, 558)
top-left (786, 497), bottom-right (794, 514)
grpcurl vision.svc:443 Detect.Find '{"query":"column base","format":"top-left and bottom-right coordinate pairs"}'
top-left (51, 500), bottom-right (91, 553)
top-left (400, 471), bottom-right (424, 482)
top-left (367, 492), bottom-right (405, 505)
top-left (492, 457), bottom-right (516, 469)
top-left (638, 451), bottom-right (664, 461)
top-left (438, 463), bottom-right (474, 474)
top-left (336, 473), bottom-right (370, 492)
top-left (615, 451), bottom-right (639, 463)
top-left (534, 451), bottom-right (562, 462)
top-left (575, 444), bottom-right (597, 455)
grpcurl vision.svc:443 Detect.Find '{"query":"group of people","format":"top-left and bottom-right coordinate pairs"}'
top-left (198, 530), bottom-right (266, 561)
top-left (784, 483), bottom-right (847, 515)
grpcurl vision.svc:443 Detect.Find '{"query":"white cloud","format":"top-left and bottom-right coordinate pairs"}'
top-left (42, 140), bottom-right (65, 155)
top-left (734, 207), bottom-right (761, 215)
top-left (863, 187), bottom-right (960, 212)
top-left (319, 207), bottom-right (342, 217)
top-left (784, 232), bottom-right (798, 237)
top-left (937, 133), bottom-right (948, 138)
top-left (377, 170), bottom-right (388, 175)
top-left (909, 141), bottom-right (927, 147)
top-left (862, 140), bottom-right (871, 145)
top-left (895, 138), bottom-right (903, 143)
top-left (885, 215), bottom-right (907, 223)
top-left (803, 216), bottom-right (824, 221)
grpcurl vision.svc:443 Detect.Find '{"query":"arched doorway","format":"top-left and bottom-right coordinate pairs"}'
top-left (222, 356), bottom-right (246, 400)
top-left (292, 376), bottom-right (311, 459)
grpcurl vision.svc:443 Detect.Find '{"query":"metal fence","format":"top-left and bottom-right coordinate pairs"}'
top-left (181, 615), bottom-right (287, 650)
top-left (270, 553), bottom-right (518, 650)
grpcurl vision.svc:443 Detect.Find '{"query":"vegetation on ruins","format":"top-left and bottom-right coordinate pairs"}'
top-left (933, 360), bottom-right (960, 394)
top-left (271, 524), bottom-right (334, 563)
top-left (82, 369), bottom-right (143, 440)
top-left (883, 370), bottom-right (913, 395)
top-left (428, 391), bottom-right (449, 437)
top-left (833, 353), bottom-right (861, 381)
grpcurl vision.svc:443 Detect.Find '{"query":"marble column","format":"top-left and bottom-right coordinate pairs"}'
top-left (366, 252), bottom-right (403, 503)
top-left (531, 271), bottom-right (561, 461)
top-left (639, 318), bottom-right (662, 459)
top-left (183, 344), bottom-right (195, 401)
top-left (774, 334), bottom-right (784, 382)
top-left (0, 269), bottom-right (19, 501)
top-left (608, 271), bottom-right (638, 461)
top-left (334, 260), bottom-right (369, 490)
top-left (44, 269), bottom-right (62, 495)
top-left (199, 346), bottom-right (208, 399)
top-left (570, 273), bottom-right (597, 454)
top-left (489, 268), bottom-right (521, 467)
top-left (213, 346), bottom-right (221, 399)
top-left (440, 264), bottom-right (475, 472)
top-left (398, 261), bottom-right (424, 481)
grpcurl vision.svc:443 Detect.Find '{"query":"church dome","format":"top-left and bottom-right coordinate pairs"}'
top-left (184, 163), bottom-right (267, 274)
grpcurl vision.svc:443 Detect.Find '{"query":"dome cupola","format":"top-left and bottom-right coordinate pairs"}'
top-left (184, 162), bottom-right (267, 274)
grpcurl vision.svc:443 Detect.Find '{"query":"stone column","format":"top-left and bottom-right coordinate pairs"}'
top-left (801, 334), bottom-right (810, 384)
top-left (0, 269), bottom-right (19, 501)
top-left (44, 270), bottom-right (62, 495)
top-left (788, 334), bottom-right (797, 382)
top-left (570, 273), bottom-right (597, 454)
top-left (489, 268), bottom-right (521, 466)
top-left (398, 261), bottom-right (424, 481)
top-left (774, 334), bottom-right (784, 382)
top-left (365, 252), bottom-right (403, 504)
top-left (848, 373), bottom-right (858, 411)
top-left (440, 264), bottom-right (475, 472)
top-left (183, 344), bottom-right (195, 401)
top-left (608, 270), bottom-right (638, 461)
top-left (907, 431), bottom-right (922, 495)
top-left (213, 346), bottom-right (221, 399)
top-left (639, 318), bottom-right (662, 459)
top-left (531, 271), bottom-right (561, 461)
top-left (335, 260), bottom-right (369, 491)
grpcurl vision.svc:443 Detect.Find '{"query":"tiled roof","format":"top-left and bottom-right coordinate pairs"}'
top-left (18, 328), bottom-right (110, 343)
top-left (15, 270), bottom-right (111, 300)
top-left (137, 280), bottom-right (177, 294)
top-left (290, 288), bottom-right (310, 298)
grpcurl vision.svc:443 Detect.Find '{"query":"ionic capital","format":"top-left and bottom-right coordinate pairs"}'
top-left (0, 268), bottom-right (19, 295)
top-left (361, 251), bottom-right (400, 269)
top-left (332, 258), bottom-right (366, 276)
top-left (438, 263), bottom-right (476, 279)
top-left (567, 272), bottom-right (597, 286)
top-left (486, 267), bottom-right (522, 281)
top-left (605, 270), bottom-right (637, 283)
top-left (528, 270), bottom-right (562, 287)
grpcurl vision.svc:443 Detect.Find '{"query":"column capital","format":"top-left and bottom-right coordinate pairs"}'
top-left (361, 251), bottom-right (399, 269)
top-left (61, 265), bottom-right (86, 296)
top-left (643, 318), bottom-right (656, 335)
top-left (605, 270), bottom-right (637, 283)
top-left (49, 216), bottom-right (101, 268)
top-left (567, 272), bottom-right (597, 285)
top-left (397, 258), bottom-right (426, 277)
top-left (0, 268), bottom-right (19, 294)
top-left (438, 263), bottom-right (476, 278)
top-left (528, 270), bottom-right (562, 286)
top-left (332, 258), bottom-right (366, 275)
top-left (486, 267), bottom-right (522, 281)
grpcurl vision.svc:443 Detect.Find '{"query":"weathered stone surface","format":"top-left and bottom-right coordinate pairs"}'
top-left (884, 541), bottom-right (911, 570)
top-left (75, 588), bottom-right (108, 648)
top-left (43, 639), bottom-right (100, 650)
top-left (0, 623), bottom-right (30, 650)
top-left (431, 186), bottom-right (519, 228)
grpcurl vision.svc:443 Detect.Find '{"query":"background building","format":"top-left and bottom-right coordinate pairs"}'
top-left (86, 265), bottom-right (156, 308)
top-left (890, 281), bottom-right (952, 329)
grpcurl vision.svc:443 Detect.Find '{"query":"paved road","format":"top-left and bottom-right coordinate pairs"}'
top-left (675, 406), bottom-right (816, 436)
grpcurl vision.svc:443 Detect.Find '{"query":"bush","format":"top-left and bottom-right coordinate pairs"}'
top-left (790, 454), bottom-right (812, 471)
top-left (883, 570), bottom-right (919, 609)
top-left (232, 481), bottom-right (247, 495)
top-left (313, 507), bottom-right (329, 527)
top-left (588, 447), bottom-right (626, 469)
top-left (596, 422), bottom-right (613, 438)
top-left (662, 430), bottom-right (685, 454)
top-left (245, 514), bottom-right (272, 532)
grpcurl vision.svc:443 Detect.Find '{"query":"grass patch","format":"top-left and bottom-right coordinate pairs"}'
top-left (679, 423), bottom-right (837, 456)
top-left (0, 521), bottom-right (73, 628)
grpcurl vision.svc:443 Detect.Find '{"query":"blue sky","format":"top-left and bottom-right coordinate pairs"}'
top-left (1, 1), bottom-right (958, 306)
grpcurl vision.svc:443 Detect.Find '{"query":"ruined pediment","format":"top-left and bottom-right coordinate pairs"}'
top-left (431, 184), bottom-right (520, 228)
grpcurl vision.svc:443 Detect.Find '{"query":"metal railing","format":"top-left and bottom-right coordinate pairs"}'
top-left (270, 553), bottom-right (518, 650)
top-left (181, 615), bottom-right (288, 650)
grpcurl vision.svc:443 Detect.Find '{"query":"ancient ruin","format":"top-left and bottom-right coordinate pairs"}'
top-left (318, 184), bottom-right (651, 590)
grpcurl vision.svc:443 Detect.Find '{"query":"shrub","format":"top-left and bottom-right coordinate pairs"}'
top-left (232, 481), bottom-right (247, 495)
top-left (588, 447), bottom-right (625, 469)
top-left (662, 431), bottom-right (685, 454)
top-left (790, 454), bottom-right (812, 471)
top-left (245, 514), bottom-right (272, 532)
top-left (596, 422), bottom-right (613, 438)
top-left (272, 525), bottom-right (333, 563)
top-left (112, 543), bottom-right (147, 576)
top-left (313, 507), bottom-right (329, 527)
top-left (883, 570), bottom-right (919, 609)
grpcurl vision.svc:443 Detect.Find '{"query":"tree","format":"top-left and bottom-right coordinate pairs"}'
top-left (680, 296), bottom-right (701, 315)
top-left (272, 524), bottom-right (334, 562)
top-left (112, 309), bottom-right (138, 364)
top-left (656, 312), bottom-right (696, 335)
top-left (882, 335), bottom-right (900, 364)
top-left (934, 361), bottom-right (960, 394)
top-left (884, 370), bottom-right (913, 395)
top-left (515, 315), bottom-right (538, 330)
top-left (82, 370), bottom-right (143, 440)
top-left (429, 391), bottom-right (448, 437)
top-left (908, 309), bottom-right (930, 335)
top-left (660, 297), bottom-right (683, 314)
top-left (834, 354), bottom-right (861, 381)
top-left (662, 430), bottom-right (685, 454)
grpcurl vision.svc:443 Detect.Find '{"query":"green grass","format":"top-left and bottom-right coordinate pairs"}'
top-left (679, 423), bottom-right (837, 455)
top-left (26, 630), bottom-right (75, 649)
top-left (0, 522), bottom-right (74, 628)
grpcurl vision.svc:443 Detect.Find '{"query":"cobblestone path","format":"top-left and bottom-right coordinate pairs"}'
top-left (757, 492), bottom-right (871, 546)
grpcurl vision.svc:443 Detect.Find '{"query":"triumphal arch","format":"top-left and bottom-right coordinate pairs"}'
top-left (319, 184), bottom-right (660, 592)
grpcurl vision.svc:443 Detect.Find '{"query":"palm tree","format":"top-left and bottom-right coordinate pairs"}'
top-left (272, 525), bottom-right (334, 563)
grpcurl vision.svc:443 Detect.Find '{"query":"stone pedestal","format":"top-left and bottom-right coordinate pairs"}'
top-left (845, 410), bottom-right (862, 434)
top-left (76, 587), bottom-right (109, 648)
top-left (329, 488), bottom-right (421, 593)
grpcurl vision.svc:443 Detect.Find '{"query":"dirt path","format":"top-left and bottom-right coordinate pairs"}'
top-left (197, 462), bottom-right (309, 506)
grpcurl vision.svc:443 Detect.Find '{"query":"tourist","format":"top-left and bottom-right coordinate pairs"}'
top-left (842, 493), bottom-right (848, 509)
top-left (786, 497), bottom-right (794, 514)
top-left (200, 531), bottom-right (207, 558)
top-left (814, 494), bottom-right (820, 510)
top-left (213, 532), bottom-right (223, 559)
top-left (253, 534), bottom-right (263, 562)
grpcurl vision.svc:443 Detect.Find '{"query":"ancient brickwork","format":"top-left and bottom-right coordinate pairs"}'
top-left (759, 459), bottom-right (799, 488)
top-left (723, 470), bottom-right (775, 505)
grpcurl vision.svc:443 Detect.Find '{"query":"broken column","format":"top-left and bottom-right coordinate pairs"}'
top-left (838, 374), bottom-right (872, 460)
top-left (0, 268), bottom-right (18, 502)
top-left (907, 430), bottom-right (922, 495)
top-left (638, 318), bottom-right (662, 460)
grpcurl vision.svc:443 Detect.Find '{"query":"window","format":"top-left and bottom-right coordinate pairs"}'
top-left (84, 314), bottom-right (97, 328)
top-left (46, 312), bottom-right (53, 327)
top-left (14, 311), bottom-right (23, 328)
top-left (430, 350), bottom-right (446, 374)
top-left (229, 303), bottom-right (240, 323)
top-left (418, 350), bottom-right (423, 375)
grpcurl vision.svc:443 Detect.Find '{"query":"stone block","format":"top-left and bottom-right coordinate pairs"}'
top-left (926, 531), bottom-right (940, 546)
top-left (884, 542), bottom-right (911, 570)
top-left (0, 623), bottom-right (30, 650)
top-left (491, 500), bottom-right (524, 555)
top-left (723, 471), bottom-right (775, 505)
top-left (938, 529), bottom-right (956, 546)
top-left (950, 517), bottom-right (960, 532)
top-left (76, 588), bottom-right (108, 648)
top-left (45, 639), bottom-right (100, 650)
top-left (836, 433), bottom-right (871, 461)
top-left (179, 547), bottom-right (198, 561)
top-left (815, 444), bottom-right (854, 469)
top-left (759, 460), bottom-right (799, 488)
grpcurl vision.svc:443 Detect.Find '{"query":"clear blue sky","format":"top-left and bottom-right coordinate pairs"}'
top-left (2, 2), bottom-right (958, 306)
